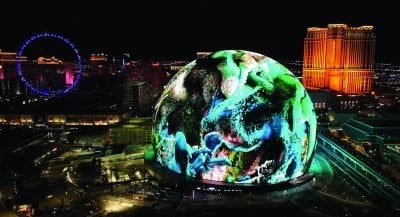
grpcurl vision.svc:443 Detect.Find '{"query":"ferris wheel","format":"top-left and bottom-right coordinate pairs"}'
top-left (16, 32), bottom-right (83, 97)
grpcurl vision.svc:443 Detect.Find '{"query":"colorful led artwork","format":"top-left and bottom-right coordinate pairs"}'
top-left (153, 50), bottom-right (317, 184)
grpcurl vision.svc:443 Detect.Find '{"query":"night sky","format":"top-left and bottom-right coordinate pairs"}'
top-left (1, 1), bottom-right (398, 62)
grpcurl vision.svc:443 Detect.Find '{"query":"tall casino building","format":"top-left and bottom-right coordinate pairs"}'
top-left (302, 24), bottom-right (375, 94)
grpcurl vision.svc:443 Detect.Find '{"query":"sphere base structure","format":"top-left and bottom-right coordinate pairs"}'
top-left (146, 157), bottom-right (315, 194)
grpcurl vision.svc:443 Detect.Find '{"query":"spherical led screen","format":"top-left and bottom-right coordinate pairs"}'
top-left (153, 50), bottom-right (317, 184)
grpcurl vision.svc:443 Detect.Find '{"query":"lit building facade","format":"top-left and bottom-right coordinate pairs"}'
top-left (37, 56), bottom-right (63, 65)
top-left (0, 113), bottom-right (124, 126)
top-left (107, 117), bottom-right (152, 145)
top-left (33, 56), bottom-right (67, 91)
top-left (197, 51), bottom-right (212, 59)
top-left (90, 53), bottom-right (109, 75)
top-left (0, 49), bottom-right (27, 95)
top-left (117, 81), bottom-right (160, 115)
top-left (302, 24), bottom-right (375, 94)
top-left (0, 49), bottom-right (27, 63)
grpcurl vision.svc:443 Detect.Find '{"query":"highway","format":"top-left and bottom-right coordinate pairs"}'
top-left (11, 133), bottom-right (48, 154)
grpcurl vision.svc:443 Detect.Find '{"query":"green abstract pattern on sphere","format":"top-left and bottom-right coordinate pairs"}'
top-left (152, 50), bottom-right (317, 184)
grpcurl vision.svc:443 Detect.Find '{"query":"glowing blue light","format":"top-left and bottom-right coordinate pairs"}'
top-left (16, 32), bottom-right (83, 97)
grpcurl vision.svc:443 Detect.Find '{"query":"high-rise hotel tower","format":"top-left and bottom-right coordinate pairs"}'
top-left (302, 24), bottom-right (375, 94)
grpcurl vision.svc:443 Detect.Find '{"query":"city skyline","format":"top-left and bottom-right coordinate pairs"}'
top-left (1, 4), bottom-right (400, 214)
top-left (1, 1), bottom-right (399, 62)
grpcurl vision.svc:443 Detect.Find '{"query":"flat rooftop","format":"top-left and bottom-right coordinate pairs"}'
top-left (358, 119), bottom-right (400, 128)
top-left (0, 92), bottom-right (125, 115)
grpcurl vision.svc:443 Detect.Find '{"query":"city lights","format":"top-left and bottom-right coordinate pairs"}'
top-left (16, 32), bottom-right (83, 96)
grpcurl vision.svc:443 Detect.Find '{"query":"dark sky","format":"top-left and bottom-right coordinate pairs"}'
top-left (1, 1), bottom-right (398, 62)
